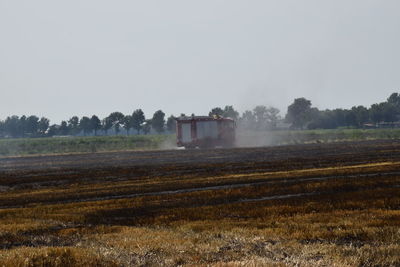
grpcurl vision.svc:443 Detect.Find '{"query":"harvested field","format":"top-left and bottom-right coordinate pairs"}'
top-left (0, 139), bottom-right (400, 266)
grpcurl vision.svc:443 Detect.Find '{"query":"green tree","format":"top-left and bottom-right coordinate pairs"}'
top-left (387, 92), bottom-right (400, 107)
top-left (369, 103), bottom-right (384, 123)
top-left (331, 109), bottom-right (347, 127)
top-left (38, 117), bottom-right (50, 136)
top-left (107, 112), bottom-right (125, 135)
top-left (166, 115), bottom-right (176, 133)
top-left (344, 109), bottom-right (357, 127)
top-left (382, 102), bottom-right (397, 122)
top-left (122, 115), bottom-right (133, 135)
top-left (252, 106), bottom-right (280, 130)
top-left (142, 120), bottom-right (151, 135)
top-left (151, 110), bottom-right (165, 133)
top-left (25, 115), bottom-right (39, 136)
top-left (307, 109), bottom-right (325, 129)
top-left (253, 106), bottom-right (268, 130)
top-left (351, 106), bottom-right (369, 127)
top-left (223, 106), bottom-right (239, 120)
top-left (59, 121), bottom-right (69, 135)
top-left (47, 124), bottom-right (59, 136)
top-left (0, 120), bottom-right (5, 137)
top-left (386, 92), bottom-right (400, 121)
top-left (19, 115), bottom-right (27, 137)
top-left (265, 107), bottom-right (280, 129)
top-left (132, 109), bottom-right (145, 134)
top-left (68, 116), bottom-right (80, 135)
top-left (307, 109), bottom-right (339, 129)
top-left (4, 116), bottom-right (20, 137)
top-left (285, 98), bottom-right (312, 129)
top-left (102, 117), bottom-right (113, 135)
top-left (90, 115), bottom-right (101, 136)
top-left (209, 107), bottom-right (224, 117)
top-left (79, 116), bottom-right (92, 136)
top-left (239, 110), bottom-right (256, 130)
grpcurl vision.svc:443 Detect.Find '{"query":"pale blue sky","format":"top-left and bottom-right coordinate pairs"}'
top-left (1, 0), bottom-right (400, 122)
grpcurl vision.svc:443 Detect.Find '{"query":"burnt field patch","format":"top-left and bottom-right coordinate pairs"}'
top-left (0, 140), bottom-right (400, 266)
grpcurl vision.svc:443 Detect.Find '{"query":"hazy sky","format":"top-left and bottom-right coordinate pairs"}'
top-left (1, 0), bottom-right (400, 122)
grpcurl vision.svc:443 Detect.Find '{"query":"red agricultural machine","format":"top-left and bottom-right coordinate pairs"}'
top-left (176, 115), bottom-right (235, 148)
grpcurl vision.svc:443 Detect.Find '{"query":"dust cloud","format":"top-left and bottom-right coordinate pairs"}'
top-left (159, 136), bottom-right (179, 150)
top-left (235, 130), bottom-right (279, 148)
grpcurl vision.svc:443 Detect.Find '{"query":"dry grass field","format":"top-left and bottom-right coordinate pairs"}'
top-left (0, 140), bottom-right (400, 266)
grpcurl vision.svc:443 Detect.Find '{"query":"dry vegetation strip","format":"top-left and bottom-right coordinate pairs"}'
top-left (0, 140), bottom-right (400, 266)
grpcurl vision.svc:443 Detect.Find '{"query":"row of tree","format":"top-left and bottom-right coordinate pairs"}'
top-left (1, 92), bottom-right (399, 138)
top-left (0, 110), bottom-right (176, 138)
top-left (208, 105), bottom-right (281, 131)
top-left (207, 93), bottom-right (400, 131)
top-left (285, 93), bottom-right (400, 130)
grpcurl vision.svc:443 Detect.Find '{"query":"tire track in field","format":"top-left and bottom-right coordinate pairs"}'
top-left (2, 139), bottom-right (400, 172)
top-left (1, 170), bottom-right (400, 209)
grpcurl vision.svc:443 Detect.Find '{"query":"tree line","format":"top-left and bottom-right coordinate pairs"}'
top-left (1, 92), bottom-right (399, 138)
top-left (201, 92), bottom-right (400, 131)
top-left (0, 110), bottom-right (176, 138)
top-left (285, 92), bottom-right (400, 130)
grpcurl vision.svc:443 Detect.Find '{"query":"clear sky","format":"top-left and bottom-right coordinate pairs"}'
top-left (1, 0), bottom-right (400, 123)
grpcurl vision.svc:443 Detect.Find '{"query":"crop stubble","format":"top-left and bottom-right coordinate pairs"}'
top-left (0, 140), bottom-right (399, 266)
